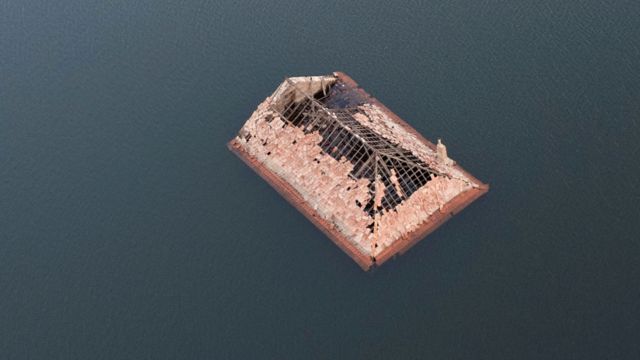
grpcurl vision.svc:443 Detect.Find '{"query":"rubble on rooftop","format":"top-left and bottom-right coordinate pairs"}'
top-left (228, 73), bottom-right (488, 269)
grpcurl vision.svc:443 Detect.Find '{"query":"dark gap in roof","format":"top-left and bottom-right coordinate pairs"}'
top-left (275, 79), bottom-right (435, 222)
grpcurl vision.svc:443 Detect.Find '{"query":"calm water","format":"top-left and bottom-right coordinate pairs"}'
top-left (2, 1), bottom-right (639, 358)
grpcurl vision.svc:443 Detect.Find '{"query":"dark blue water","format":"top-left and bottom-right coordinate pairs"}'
top-left (2, 1), bottom-right (639, 358)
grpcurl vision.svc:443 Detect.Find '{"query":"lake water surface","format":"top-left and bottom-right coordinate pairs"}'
top-left (1, 1), bottom-right (639, 358)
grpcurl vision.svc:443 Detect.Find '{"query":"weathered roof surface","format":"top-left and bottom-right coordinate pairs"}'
top-left (228, 72), bottom-right (488, 270)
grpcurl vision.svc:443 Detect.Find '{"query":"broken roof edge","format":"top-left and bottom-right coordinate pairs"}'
top-left (271, 75), bottom-right (337, 110)
top-left (228, 71), bottom-right (489, 270)
top-left (229, 135), bottom-right (488, 270)
top-left (332, 71), bottom-right (490, 191)
top-left (227, 138), bottom-right (375, 270)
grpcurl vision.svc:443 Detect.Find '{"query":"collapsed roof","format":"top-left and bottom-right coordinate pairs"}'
top-left (229, 72), bottom-right (488, 269)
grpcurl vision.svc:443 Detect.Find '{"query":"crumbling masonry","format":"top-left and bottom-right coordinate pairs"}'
top-left (228, 72), bottom-right (488, 270)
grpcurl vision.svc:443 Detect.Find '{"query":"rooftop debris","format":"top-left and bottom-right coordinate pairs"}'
top-left (228, 72), bottom-right (488, 270)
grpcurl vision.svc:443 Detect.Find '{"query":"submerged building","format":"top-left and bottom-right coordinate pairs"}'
top-left (228, 72), bottom-right (488, 270)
